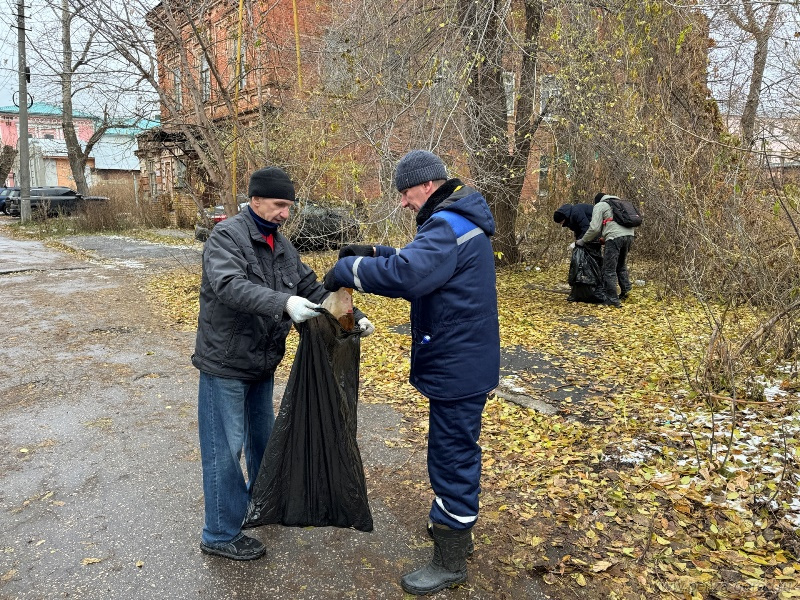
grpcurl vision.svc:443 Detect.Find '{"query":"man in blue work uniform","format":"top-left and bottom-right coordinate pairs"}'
top-left (323, 150), bottom-right (500, 594)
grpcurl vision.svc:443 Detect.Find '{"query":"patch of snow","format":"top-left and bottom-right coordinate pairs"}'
top-left (111, 260), bottom-right (145, 269)
top-left (751, 374), bottom-right (790, 402)
top-left (608, 378), bottom-right (800, 527)
top-left (499, 375), bottom-right (528, 395)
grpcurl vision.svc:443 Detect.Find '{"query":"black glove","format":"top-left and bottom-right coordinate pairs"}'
top-left (575, 239), bottom-right (585, 247)
top-left (338, 244), bottom-right (374, 259)
top-left (323, 267), bottom-right (340, 291)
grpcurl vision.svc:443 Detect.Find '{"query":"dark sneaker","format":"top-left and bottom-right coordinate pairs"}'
top-left (619, 290), bottom-right (630, 300)
top-left (200, 533), bottom-right (266, 561)
top-left (603, 299), bottom-right (622, 308)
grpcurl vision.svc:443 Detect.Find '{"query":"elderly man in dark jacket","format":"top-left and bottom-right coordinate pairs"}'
top-left (323, 150), bottom-right (500, 595)
top-left (192, 166), bottom-right (373, 561)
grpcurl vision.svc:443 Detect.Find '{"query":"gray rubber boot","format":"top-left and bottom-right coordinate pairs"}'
top-left (401, 524), bottom-right (471, 595)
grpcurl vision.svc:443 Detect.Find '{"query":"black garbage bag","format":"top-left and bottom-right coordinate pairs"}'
top-left (568, 244), bottom-right (605, 304)
top-left (243, 310), bottom-right (373, 532)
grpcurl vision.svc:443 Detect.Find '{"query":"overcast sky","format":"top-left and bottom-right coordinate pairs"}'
top-left (0, 0), bottom-right (156, 116)
top-left (0, 1), bottom-right (20, 108)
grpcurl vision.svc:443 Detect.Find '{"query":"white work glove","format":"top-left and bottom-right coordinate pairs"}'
top-left (358, 317), bottom-right (375, 338)
top-left (568, 242), bottom-right (575, 250)
top-left (285, 296), bottom-right (321, 323)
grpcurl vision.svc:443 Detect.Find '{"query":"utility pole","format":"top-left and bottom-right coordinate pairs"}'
top-left (17, 0), bottom-right (31, 222)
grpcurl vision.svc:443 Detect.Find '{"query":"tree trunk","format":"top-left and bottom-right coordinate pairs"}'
top-left (61, 0), bottom-right (90, 196)
top-left (459, 0), bottom-right (544, 265)
top-left (730, 1), bottom-right (779, 149)
top-left (505, 0), bottom-right (544, 260)
top-left (0, 145), bottom-right (17, 184)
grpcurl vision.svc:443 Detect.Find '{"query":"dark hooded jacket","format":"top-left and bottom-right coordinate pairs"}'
top-left (331, 180), bottom-right (500, 401)
top-left (192, 210), bottom-right (362, 380)
top-left (553, 203), bottom-right (593, 240)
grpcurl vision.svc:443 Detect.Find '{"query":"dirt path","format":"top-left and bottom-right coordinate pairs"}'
top-left (0, 223), bottom-right (552, 600)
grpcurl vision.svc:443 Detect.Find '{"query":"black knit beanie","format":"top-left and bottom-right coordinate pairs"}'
top-left (248, 166), bottom-right (296, 201)
top-left (593, 192), bottom-right (606, 205)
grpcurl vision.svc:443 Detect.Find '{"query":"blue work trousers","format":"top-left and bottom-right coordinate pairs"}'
top-left (428, 394), bottom-right (487, 530)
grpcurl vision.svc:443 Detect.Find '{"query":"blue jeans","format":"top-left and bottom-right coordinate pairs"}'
top-left (427, 394), bottom-right (487, 530)
top-left (198, 371), bottom-right (275, 544)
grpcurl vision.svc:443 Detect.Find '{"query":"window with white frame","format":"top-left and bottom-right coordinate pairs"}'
top-left (175, 160), bottom-right (187, 189)
top-left (199, 56), bottom-right (211, 101)
top-left (538, 155), bottom-right (549, 196)
top-left (503, 71), bottom-right (516, 117)
top-left (539, 76), bottom-right (560, 116)
top-left (147, 159), bottom-right (158, 198)
top-left (230, 37), bottom-right (246, 92)
top-left (173, 67), bottom-right (183, 110)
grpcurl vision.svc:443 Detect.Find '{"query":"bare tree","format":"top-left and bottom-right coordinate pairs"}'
top-left (706, 1), bottom-right (800, 153)
top-left (60, 0), bottom-right (106, 195)
top-left (313, 0), bottom-right (548, 264)
top-left (24, 0), bottom-right (148, 196)
top-left (454, 0), bottom-right (545, 264)
top-left (719, 0), bottom-right (782, 148)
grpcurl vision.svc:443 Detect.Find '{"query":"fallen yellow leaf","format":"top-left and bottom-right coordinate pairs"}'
top-left (592, 560), bottom-right (614, 572)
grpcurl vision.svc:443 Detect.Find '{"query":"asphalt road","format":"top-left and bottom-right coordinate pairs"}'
top-left (0, 224), bottom-right (551, 600)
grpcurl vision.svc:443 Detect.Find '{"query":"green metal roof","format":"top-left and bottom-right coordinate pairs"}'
top-left (104, 117), bottom-right (161, 136)
top-left (0, 102), bottom-right (97, 119)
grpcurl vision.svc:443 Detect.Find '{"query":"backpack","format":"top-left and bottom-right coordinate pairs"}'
top-left (603, 196), bottom-right (642, 228)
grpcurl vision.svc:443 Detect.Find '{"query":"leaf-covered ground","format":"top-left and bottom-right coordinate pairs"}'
top-left (148, 250), bottom-right (800, 599)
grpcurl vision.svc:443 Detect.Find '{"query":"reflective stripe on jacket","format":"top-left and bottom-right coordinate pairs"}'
top-left (333, 185), bottom-right (500, 401)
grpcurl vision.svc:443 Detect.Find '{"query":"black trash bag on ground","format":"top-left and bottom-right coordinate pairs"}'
top-left (243, 310), bottom-right (373, 532)
top-left (568, 244), bottom-right (605, 304)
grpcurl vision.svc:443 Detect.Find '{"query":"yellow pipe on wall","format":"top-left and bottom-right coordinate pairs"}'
top-left (231, 0), bottom-right (245, 202)
top-left (292, 0), bottom-right (303, 91)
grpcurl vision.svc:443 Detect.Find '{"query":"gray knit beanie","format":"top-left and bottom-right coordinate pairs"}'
top-left (394, 150), bottom-right (448, 191)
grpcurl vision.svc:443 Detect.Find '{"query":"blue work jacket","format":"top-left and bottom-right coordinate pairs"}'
top-left (333, 184), bottom-right (500, 401)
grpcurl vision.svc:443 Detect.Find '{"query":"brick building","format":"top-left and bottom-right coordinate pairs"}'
top-left (1, 102), bottom-right (97, 187)
top-left (136, 0), bottom-right (330, 208)
top-left (1, 103), bottom-right (156, 190)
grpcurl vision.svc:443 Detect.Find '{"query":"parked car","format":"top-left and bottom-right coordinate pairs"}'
top-left (0, 187), bottom-right (17, 214)
top-left (205, 205), bottom-right (229, 225)
top-left (4, 186), bottom-right (106, 217)
top-left (285, 199), bottom-right (360, 252)
top-left (202, 201), bottom-right (249, 226)
top-left (196, 201), bottom-right (249, 241)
